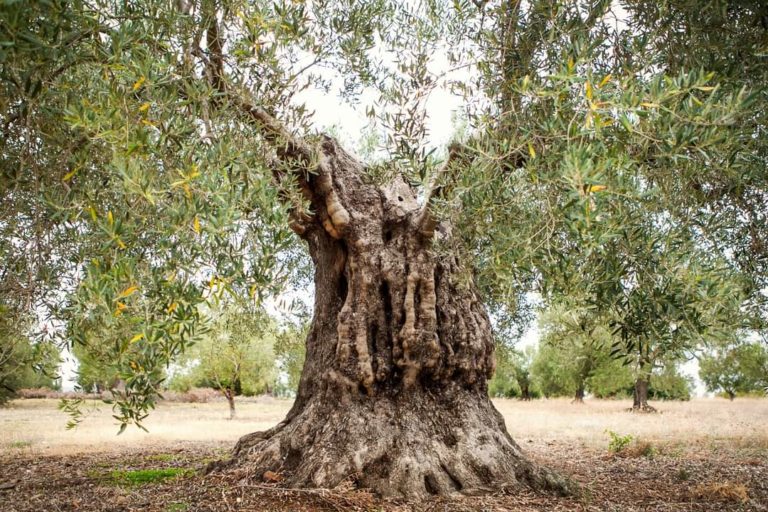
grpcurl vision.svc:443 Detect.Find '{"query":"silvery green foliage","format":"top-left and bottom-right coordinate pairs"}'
top-left (1, 0), bottom-right (764, 428)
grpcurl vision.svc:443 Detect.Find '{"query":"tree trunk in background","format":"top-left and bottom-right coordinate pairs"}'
top-left (520, 382), bottom-right (532, 401)
top-left (727, 390), bottom-right (736, 401)
top-left (632, 378), bottom-right (656, 412)
top-left (572, 386), bottom-right (585, 404)
top-left (213, 137), bottom-right (570, 499)
top-left (224, 388), bottom-right (236, 420)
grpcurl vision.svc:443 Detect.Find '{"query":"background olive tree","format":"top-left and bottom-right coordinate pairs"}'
top-left (170, 304), bottom-right (278, 418)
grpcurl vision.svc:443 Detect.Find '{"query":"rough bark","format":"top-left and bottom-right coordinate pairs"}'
top-left (211, 136), bottom-right (571, 499)
top-left (631, 378), bottom-right (657, 413)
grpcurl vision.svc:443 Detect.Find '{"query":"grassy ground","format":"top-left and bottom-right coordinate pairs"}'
top-left (1, 397), bottom-right (766, 511)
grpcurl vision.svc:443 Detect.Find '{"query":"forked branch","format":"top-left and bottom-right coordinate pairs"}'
top-left (193, 4), bottom-right (354, 239)
top-left (415, 142), bottom-right (472, 237)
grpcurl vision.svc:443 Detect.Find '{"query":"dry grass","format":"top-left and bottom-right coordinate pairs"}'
top-left (497, 397), bottom-right (768, 456)
top-left (2, 396), bottom-right (766, 458)
top-left (1, 397), bottom-right (766, 511)
top-left (0, 396), bottom-right (289, 455)
top-left (691, 482), bottom-right (750, 503)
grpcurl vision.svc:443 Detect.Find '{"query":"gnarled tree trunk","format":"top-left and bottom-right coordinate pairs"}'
top-left (213, 137), bottom-right (570, 499)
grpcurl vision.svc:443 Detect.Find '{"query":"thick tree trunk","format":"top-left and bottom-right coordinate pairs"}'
top-left (727, 390), bottom-right (736, 401)
top-left (213, 137), bottom-right (570, 499)
top-left (631, 378), bottom-right (656, 413)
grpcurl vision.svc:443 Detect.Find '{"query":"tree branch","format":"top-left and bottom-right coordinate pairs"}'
top-left (415, 142), bottom-right (471, 238)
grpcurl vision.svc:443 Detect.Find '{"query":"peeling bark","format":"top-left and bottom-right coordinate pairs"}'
top-left (210, 136), bottom-right (571, 499)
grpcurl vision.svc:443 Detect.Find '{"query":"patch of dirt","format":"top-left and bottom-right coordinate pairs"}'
top-left (0, 440), bottom-right (766, 511)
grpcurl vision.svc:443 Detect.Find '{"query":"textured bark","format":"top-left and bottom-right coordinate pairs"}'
top-left (631, 378), bottom-right (657, 413)
top-left (212, 137), bottom-right (571, 499)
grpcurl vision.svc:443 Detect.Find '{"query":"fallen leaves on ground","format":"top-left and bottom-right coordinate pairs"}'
top-left (0, 439), bottom-right (765, 511)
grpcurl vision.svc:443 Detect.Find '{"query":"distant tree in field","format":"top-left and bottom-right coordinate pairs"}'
top-left (488, 343), bottom-right (520, 398)
top-left (598, 226), bottom-right (742, 412)
top-left (533, 302), bottom-right (696, 403)
top-left (700, 341), bottom-right (768, 400)
top-left (490, 344), bottom-right (539, 400)
top-left (512, 347), bottom-right (540, 401)
top-left (0, 305), bottom-right (60, 404)
top-left (575, 358), bottom-right (692, 402)
top-left (171, 305), bottom-right (277, 419)
top-left (528, 166), bottom-right (745, 411)
top-left (644, 363), bottom-right (693, 401)
top-left (533, 303), bottom-right (615, 403)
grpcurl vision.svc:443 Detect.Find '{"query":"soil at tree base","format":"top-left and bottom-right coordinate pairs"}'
top-left (0, 440), bottom-right (765, 511)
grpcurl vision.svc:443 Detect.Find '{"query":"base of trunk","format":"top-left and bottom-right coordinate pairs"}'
top-left (629, 403), bottom-right (658, 413)
top-left (210, 385), bottom-right (573, 500)
top-left (630, 379), bottom-right (655, 413)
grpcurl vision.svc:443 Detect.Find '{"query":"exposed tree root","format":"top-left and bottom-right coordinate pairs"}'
top-left (209, 386), bottom-right (574, 500)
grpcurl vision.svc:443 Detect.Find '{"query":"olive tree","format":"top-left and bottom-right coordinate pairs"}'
top-left (171, 304), bottom-right (278, 418)
top-left (1, 0), bottom-right (760, 499)
top-left (700, 340), bottom-right (768, 400)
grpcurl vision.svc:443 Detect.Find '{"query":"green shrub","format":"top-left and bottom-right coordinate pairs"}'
top-left (605, 429), bottom-right (634, 453)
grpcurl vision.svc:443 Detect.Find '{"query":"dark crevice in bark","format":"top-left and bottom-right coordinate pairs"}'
top-left (424, 474), bottom-right (439, 495)
top-left (337, 274), bottom-right (348, 303)
top-left (380, 281), bottom-right (393, 329)
top-left (441, 462), bottom-right (463, 491)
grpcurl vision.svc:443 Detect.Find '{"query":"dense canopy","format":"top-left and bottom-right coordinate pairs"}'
top-left (1, 0), bottom-right (766, 498)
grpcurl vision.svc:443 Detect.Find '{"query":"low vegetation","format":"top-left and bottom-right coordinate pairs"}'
top-left (106, 468), bottom-right (194, 487)
top-left (1, 398), bottom-right (765, 510)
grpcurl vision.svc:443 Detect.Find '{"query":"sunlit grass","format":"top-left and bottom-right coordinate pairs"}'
top-left (1, 396), bottom-right (765, 458)
top-left (108, 468), bottom-right (194, 486)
